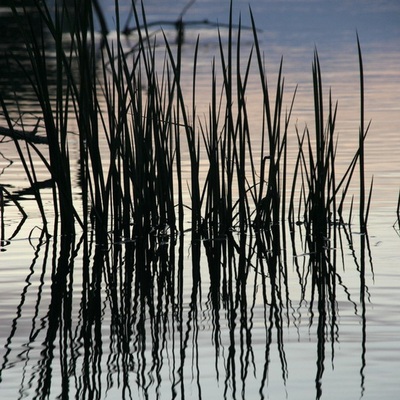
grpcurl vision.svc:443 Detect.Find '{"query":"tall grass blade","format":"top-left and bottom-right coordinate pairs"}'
top-left (357, 34), bottom-right (366, 233)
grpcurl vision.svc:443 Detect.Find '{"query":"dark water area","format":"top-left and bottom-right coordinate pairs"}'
top-left (1, 1), bottom-right (400, 399)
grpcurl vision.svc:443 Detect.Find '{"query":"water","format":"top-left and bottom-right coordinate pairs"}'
top-left (1, 1), bottom-right (400, 399)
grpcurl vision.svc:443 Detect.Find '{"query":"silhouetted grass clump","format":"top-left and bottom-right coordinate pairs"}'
top-left (1, 0), bottom-right (373, 247)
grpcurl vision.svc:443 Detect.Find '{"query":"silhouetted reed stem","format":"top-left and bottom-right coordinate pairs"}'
top-left (357, 35), bottom-right (366, 233)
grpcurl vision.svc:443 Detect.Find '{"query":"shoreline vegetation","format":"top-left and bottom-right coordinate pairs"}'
top-left (1, 0), bottom-right (375, 240)
top-left (0, 1), bottom-right (389, 398)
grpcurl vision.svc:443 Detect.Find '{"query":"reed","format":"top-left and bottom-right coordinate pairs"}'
top-left (2, 0), bottom-right (375, 244)
top-left (357, 34), bottom-right (366, 232)
top-left (5, 0), bottom-right (88, 236)
top-left (250, 9), bottom-right (294, 233)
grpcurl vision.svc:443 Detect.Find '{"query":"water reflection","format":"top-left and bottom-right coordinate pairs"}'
top-left (0, 219), bottom-right (371, 399)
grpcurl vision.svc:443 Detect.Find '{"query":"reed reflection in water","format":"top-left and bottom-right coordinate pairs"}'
top-left (0, 220), bottom-right (371, 399)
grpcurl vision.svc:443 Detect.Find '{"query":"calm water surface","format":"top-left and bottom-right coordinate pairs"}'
top-left (0, 1), bottom-right (399, 399)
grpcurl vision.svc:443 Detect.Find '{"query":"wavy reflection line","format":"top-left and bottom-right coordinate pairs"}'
top-left (34, 235), bottom-right (81, 399)
top-left (0, 228), bottom-right (48, 394)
